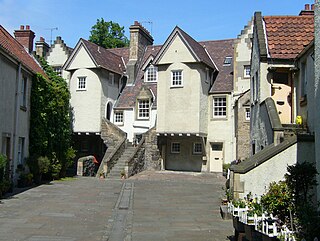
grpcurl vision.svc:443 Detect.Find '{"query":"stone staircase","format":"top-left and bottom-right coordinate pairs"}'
top-left (106, 144), bottom-right (137, 180)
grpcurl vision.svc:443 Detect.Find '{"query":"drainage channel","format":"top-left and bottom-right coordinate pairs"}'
top-left (103, 182), bottom-right (134, 241)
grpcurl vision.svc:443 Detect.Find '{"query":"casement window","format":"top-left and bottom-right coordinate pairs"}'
top-left (213, 96), bottom-right (227, 118)
top-left (109, 73), bottom-right (115, 85)
top-left (77, 76), bottom-right (86, 90)
top-left (171, 70), bottom-right (183, 87)
top-left (54, 66), bottom-right (62, 76)
top-left (244, 65), bottom-right (251, 78)
top-left (193, 143), bottom-right (202, 155)
top-left (171, 142), bottom-right (180, 153)
top-left (245, 108), bottom-right (250, 121)
top-left (145, 65), bottom-right (158, 82)
top-left (137, 99), bottom-right (150, 119)
top-left (114, 111), bottom-right (124, 124)
top-left (17, 137), bottom-right (25, 165)
top-left (223, 56), bottom-right (232, 66)
top-left (20, 77), bottom-right (27, 108)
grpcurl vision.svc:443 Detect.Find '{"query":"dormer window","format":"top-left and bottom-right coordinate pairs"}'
top-left (145, 65), bottom-right (158, 82)
top-left (223, 56), bottom-right (232, 66)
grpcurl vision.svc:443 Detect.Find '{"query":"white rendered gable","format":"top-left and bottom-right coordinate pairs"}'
top-left (157, 34), bottom-right (197, 65)
top-left (66, 45), bottom-right (96, 70)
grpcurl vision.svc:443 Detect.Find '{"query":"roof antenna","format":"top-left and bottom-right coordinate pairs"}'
top-left (141, 21), bottom-right (153, 36)
top-left (46, 27), bottom-right (58, 45)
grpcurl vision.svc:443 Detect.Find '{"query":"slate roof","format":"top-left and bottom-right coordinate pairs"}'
top-left (264, 15), bottom-right (314, 59)
top-left (201, 39), bottom-right (235, 93)
top-left (114, 45), bottom-right (161, 109)
top-left (0, 25), bottom-right (45, 76)
top-left (81, 39), bottom-right (125, 74)
top-left (114, 31), bottom-right (234, 108)
top-left (178, 27), bottom-right (216, 70)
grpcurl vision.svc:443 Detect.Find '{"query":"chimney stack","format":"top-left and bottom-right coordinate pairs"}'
top-left (14, 25), bottom-right (35, 53)
top-left (299, 3), bottom-right (315, 16)
top-left (35, 36), bottom-right (50, 58)
top-left (126, 21), bottom-right (154, 85)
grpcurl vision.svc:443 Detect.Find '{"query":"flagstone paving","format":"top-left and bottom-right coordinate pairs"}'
top-left (0, 171), bottom-right (234, 241)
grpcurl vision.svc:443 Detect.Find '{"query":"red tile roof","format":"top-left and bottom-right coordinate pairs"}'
top-left (0, 25), bottom-right (45, 76)
top-left (264, 15), bottom-right (314, 59)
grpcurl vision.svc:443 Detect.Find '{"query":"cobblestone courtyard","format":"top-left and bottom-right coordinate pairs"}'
top-left (0, 171), bottom-right (233, 241)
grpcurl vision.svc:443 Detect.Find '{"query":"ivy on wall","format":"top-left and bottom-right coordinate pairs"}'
top-left (29, 58), bottom-right (75, 179)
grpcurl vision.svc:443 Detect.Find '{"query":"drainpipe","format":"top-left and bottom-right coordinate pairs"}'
top-left (12, 63), bottom-right (22, 183)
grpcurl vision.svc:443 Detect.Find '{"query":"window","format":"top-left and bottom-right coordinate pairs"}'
top-left (54, 66), bottom-right (62, 76)
top-left (211, 143), bottom-right (223, 151)
top-left (137, 99), bottom-right (150, 119)
top-left (223, 56), bottom-right (232, 66)
top-left (109, 73), bottom-right (115, 85)
top-left (77, 77), bottom-right (86, 90)
top-left (114, 111), bottom-right (124, 124)
top-left (213, 96), bottom-right (227, 118)
top-left (17, 137), bottom-right (25, 165)
top-left (145, 65), bottom-right (158, 82)
top-left (171, 70), bottom-right (183, 87)
top-left (171, 142), bottom-right (180, 153)
top-left (245, 108), bottom-right (250, 121)
top-left (244, 65), bottom-right (251, 78)
top-left (193, 143), bottom-right (202, 154)
top-left (80, 140), bottom-right (89, 152)
top-left (20, 77), bottom-right (27, 108)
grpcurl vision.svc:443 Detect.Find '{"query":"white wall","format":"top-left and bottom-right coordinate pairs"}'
top-left (70, 68), bottom-right (102, 133)
top-left (0, 53), bottom-right (31, 181)
top-left (113, 108), bottom-right (157, 142)
top-left (207, 94), bottom-right (234, 172)
top-left (46, 42), bottom-right (70, 81)
top-left (237, 141), bottom-right (315, 198)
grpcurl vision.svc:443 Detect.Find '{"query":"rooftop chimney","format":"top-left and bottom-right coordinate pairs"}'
top-left (299, 3), bottom-right (314, 16)
top-left (35, 36), bottom-right (50, 58)
top-left (126, 21), bottom-right (154, 85)
top-left (14, 25), bottom-right (35, 53)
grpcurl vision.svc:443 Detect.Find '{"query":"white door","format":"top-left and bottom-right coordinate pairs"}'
top-left (209, 142), bottom-right (223, 172)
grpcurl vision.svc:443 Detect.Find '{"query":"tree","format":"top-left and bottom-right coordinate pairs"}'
top-left (29, 58), bottom-right (75, 180)
top-left (89, 18), bottom-right (129, 49)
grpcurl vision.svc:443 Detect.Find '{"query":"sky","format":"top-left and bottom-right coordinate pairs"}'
top-left (0, 0), bottom-right (314, 48)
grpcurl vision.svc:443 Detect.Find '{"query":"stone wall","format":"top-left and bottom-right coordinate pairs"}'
top-left (144, 127), bottom-right (161, 170)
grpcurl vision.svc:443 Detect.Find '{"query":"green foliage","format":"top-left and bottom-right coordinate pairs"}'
top-left (37, 156), bottom-right (50, 174)
top-left (0, 154), bottom-right (7, 169)
top-left (261, 181), bottom-right (293, 223)
top-left (29, 58), bottom-right (75, 180)
top-left (89, 18), bottom-right (129, 49)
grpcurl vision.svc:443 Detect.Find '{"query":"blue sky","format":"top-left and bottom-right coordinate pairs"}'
top-left (0, 0), bottom-right (313, 48)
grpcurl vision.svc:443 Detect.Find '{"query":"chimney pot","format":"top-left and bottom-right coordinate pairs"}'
top-left (20, 25), bottom-right (24, 30)
top-left (134, 21), bottom-right (139, 26)
top-left (311, 4), bottom-right (315, 10)
top-left (26, 25), bottom-right (30, 30)
top-left (305, 4), bottom-right (310, 10)
top-left (40, 36), bottom-right (45, 42)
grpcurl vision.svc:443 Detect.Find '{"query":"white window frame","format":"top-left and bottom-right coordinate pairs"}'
top-left (114, 111), bottom-right (124, 125)
top-left (244, 65), bottom-right (251, 78)
top-left (213, 96), bottom-right (227, 118)
top-left (137, 99), bottom-right (150, 120)
top-left (145, 65), bottom-right (158, 82)
top-left (171, 70), bottom-right (183, 87)
top-left (171, 142), bottom-right (180, 154)
top-left (245, 107), bottom-right (250, 121)
top-left (77, 76), bottom-right (87, 90)
top-left (223, 56), bottom-right (232, 66)
top-left (193, 142), bottom-right (202, 155)
top-left (54, 66), bottom-right (62, 77)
